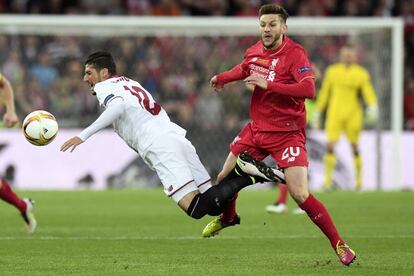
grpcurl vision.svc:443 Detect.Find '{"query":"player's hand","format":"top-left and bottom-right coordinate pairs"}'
top-left (365, 104), bottom-right (378, 125)
top-left (60, 136), bottom-right (83, 152)
top-left (245, 82), bottom-right (255, 93)
top-left (210, 75), bottom-right (223, 92)
top-left (311, 110), bottom-right (321, 130)
top-left (244, 74), bottom-right (268, 90)
top-left (2, 111), bottom-right (19, 128)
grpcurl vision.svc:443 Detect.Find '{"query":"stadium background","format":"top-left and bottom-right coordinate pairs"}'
top-left (1, 1), bottom-right (414, 275)
top-left (0, 0), bottom-right (413, 190)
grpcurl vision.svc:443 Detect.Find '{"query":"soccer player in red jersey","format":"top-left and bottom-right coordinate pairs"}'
top-left (0, 72), bottom-right (37, 234)
top-left (202, 4), bottom-right (356, 266)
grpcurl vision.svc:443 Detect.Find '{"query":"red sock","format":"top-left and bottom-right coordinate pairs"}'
top-left (0, 178), bottom-right (27, 213)
top-left (276, 184), bottom-right (288, 204)
top-left (299, 194), bottom-right (344, 248)
top-left (220, 193), bottom-right (238, 223)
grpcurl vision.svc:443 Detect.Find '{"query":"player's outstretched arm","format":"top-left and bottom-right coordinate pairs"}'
top-left (61, 98), bottom-right (124, 153)
top-left (211, 62), bottom-right (249, 92)
top-left (60, 136), bottom-right (83, 152)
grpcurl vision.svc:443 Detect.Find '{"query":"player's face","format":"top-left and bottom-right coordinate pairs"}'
top-left (83, 64), bottom-right (102, 95)
top-left (340, 47), bottom-right (357, 65)
top-left (259, 14), bottom-right (287, 49)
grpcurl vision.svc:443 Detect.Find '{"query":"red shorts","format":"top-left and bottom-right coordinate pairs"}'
top-left (230, 122), bottom-right (308, 169)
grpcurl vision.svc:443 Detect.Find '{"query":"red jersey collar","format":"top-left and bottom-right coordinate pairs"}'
top-left (262, 35), bottom-right (288, 55)
top-left (108, 74), bottom-right (119, 79)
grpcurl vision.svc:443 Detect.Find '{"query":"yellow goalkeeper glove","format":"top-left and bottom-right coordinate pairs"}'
top-left (366, 104), bottom-right (378, 125)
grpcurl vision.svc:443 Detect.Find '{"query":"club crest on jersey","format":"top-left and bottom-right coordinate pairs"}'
top-left (267, 58), bottom-right (279, 82)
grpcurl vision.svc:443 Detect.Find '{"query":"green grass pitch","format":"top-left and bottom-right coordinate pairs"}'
top-left (0, 189), bottom-right (413, 275)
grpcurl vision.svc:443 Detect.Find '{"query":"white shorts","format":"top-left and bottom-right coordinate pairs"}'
top-left (143, 133), bottom-right (212, 203)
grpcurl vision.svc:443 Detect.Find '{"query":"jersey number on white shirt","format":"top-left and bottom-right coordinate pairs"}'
top-left (123, 85), bottom-right (161, 115)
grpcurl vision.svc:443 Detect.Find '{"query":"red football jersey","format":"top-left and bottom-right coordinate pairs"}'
top-left (217, 36), bottom-right (314, 131)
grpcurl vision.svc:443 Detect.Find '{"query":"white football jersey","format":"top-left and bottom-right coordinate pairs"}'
top-left (94, 76), bottom-right (186, 156)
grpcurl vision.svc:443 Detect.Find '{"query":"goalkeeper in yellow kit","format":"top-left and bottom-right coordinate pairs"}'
top-left (313, 45), bottom-right (378, 191)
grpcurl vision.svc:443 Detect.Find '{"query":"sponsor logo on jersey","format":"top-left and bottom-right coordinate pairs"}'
top-left (257, 58), bottom-right (269, 66)
top-left (249, 64), bottom-right (269, 74)
top-left (251, 57), bottom-right (270, 66)
top-left (298, 66), bottom-right (311, 73)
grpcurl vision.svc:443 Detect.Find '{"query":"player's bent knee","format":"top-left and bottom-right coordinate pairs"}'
top-left (290, 190), bottom-right (309, 204)
top-left (186, 193), bottom-right (207, 219)
top-left (185, 188), bottom-right (224, 219)
top-left (288, 184), bottom-right (309, 204)
top-left (178, 190), bottom-right (199, 211)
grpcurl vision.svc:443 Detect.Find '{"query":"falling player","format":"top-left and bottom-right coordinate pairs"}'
top-left (60, 51), bottom-right (285, 221)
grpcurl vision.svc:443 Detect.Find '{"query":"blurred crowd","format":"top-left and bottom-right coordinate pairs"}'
top-left (0, 0), bottom-right (411, 17)
top-left (0, 0), bottom-right (413, 134)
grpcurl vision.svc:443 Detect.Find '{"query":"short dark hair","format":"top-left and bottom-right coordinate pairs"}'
top-left (85, 51), bottom-right (117, 75)
top-left (259, 4), bottom-right (289, 23)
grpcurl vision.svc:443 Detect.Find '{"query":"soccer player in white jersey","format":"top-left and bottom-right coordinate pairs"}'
top-left (61, 51), bottom-right (285, 220)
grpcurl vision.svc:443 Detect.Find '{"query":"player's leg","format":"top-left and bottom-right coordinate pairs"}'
top-left (202, 152), bottom-right (240, 237)
top-left (186, 174), bottom-right (259, 219)
top-left (0, 178), bottom-right (37, 233)
top-left (214, 126), bottom-right (271, 226)
top-left (240, 149), bottom-right (355, 262)
top-left (147, 134), bottom-right (262, 220)
top-left (186, 150), bottom-right (283, 219)
top-left (323, 117), bottom-right (341, 191)
top-left (285, 167), bottom-right (356, 266)
top-left (0, 178), bottom-right (26, 212)
top-left (271, 130), bottom-right (355, 265)
top-left (164, 159), bottom-right (260, 220)
top-left (181, 143), bottom-right (239, 220)
top-left (346, 115), bottom-right (363, 191)
top-left (209, 151), bottom-right (284, 222)
top-left (148, 149), bottom-right (225, 220)
top-left (202, 123), bottom-right (265, 237)
top-left (352, 144), bottom-right (362, 191)
top-left (202, 152), bottom-right (287, 237)
top-left (215, 152), bottom-right (240, 223)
